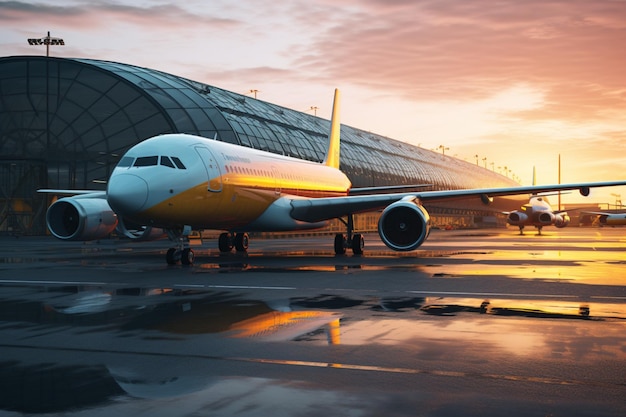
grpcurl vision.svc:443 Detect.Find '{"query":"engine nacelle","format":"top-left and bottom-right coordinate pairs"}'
top-left (378, 197), bottom-right (431, 251)
top-left (537, 212), bottom-right (555, 225)
top-left (46, 197), bottom-right (118, 240)
top-left (555, 213), bottom-right (570, 228)
top-left (507, 211), bottom-right (528, 225)
top-left (116, 218), bottom-right (166, 241)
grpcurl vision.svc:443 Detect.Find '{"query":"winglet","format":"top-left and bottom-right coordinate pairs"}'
top-left (323, 89), bottom-right (341, 169)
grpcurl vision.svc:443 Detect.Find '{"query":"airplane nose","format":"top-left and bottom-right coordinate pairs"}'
top-left (107, 173), bottom-right (149, 215)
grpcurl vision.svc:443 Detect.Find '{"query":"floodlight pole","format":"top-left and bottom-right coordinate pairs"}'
top-left (27, 31), bottom-right (65, 57)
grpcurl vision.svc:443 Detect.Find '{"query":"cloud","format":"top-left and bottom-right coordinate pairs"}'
top-left (0, 1), bottom-right (240, 30)
top-left (289, 0), bottom-right (626, 124)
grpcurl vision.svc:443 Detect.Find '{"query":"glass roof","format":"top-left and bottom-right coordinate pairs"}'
top-left (0, 56), bottom-right (517, 193)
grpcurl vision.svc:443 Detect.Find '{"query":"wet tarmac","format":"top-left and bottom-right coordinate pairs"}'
top-left (0, 227), bottom-right (625, 416)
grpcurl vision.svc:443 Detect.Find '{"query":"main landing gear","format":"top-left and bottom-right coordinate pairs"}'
top-left (211, 215), bottom-right (364, 256)
top-left (518, 225), bottom-right (544, 236)
top-left (218, 232), bottom-right (249, 253)
top-left (334, 214), bottom-right (364, 255)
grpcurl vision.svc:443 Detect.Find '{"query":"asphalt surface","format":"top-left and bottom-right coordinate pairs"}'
top-left (0, 227), bottom-right (625, 416)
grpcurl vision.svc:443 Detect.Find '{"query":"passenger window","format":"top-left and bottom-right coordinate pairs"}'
top-left (171, 157), bottom-right (186, 169)
top-left (134, 156), bottom-right (158, 167)
top-left (117, 156), bottom-right (135, 168)
top-left (160, 156), bottom-right (176, 168)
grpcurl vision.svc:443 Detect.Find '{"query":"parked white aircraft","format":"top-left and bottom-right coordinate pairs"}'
top-left (42, 90), bottom-right (626, 264)
top-left (583, 211), bottom-right (626, 226)
top-left (506, 195), bottom-right (570, 235)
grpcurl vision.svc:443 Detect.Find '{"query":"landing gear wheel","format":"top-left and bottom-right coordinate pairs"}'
top-left (351, 233), bottom-right (364, 255)
top-left (181, 248), bottom-right (194, 265)
top-left (218, 232), bottom-right (233, 252)
top-left (234, 233), bottom-right (249, 252)
top-left (166, 248), bottom-right (179, 265)
top-left (334, 233), bottom-right (346, 255)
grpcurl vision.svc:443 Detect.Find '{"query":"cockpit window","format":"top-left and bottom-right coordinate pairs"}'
top-left (160, 156), bottom-right (176, 168)
top-left (171, 157), bottom-right (186, 169)
top-left (117, 156), bottom-right (135, 168)
top-left (134, 156), bottom-right (158, 167)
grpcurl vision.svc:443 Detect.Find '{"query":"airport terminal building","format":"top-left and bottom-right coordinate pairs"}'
top-left (0, 56), bottom-right (517, 236)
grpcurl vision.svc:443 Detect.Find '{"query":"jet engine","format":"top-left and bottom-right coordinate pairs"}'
top-left (554, 213), bottom-right (570, 228)
top-left (506, 211), bottom-right (528, 225)
top-left (46, 196), bottom-right (117, 240)
top-left (537, 212), bottom-right (555, 225)
top-left (378, 197), bottom-right (431, 251)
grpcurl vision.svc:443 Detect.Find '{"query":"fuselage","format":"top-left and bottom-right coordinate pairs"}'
top-left (507, 196), bottom-right (570, 229)
top-left (107, 134), bottom-right (352, 231)
top-left (522, 196), bottom-right (554, 225)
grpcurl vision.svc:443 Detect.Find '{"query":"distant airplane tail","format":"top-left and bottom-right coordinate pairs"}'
top-left (323, 89), bottom-right (341, 169)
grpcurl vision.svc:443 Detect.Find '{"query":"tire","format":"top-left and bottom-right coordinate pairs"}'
top-left (181, 248), bottom-right (194, 265)
top-left (334, 233), bottom-right (346, 255)
top-left (351, 233), bottom-right (364, 255)
top-left (166, 248), bottom-right (178, 265)
top-left (218, 232), bottom-right (233, 252)
top-left (234, 233), bottom-right (249, 252)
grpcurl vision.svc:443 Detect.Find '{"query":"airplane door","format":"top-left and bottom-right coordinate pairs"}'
top-left (195, 146), bottom-right (222, 192)
top-left (271, 166), bottom-right (281, 195)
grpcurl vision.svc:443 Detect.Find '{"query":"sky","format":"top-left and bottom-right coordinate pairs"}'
top-left (1, 0), bottom-right (626, 206)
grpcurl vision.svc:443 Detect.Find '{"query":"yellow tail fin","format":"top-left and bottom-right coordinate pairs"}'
top-left (323, 89), bottom-right (341, 169)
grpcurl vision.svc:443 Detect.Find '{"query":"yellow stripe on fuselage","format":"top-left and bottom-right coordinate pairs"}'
top-left (139, 166), bottom-right (350, 230)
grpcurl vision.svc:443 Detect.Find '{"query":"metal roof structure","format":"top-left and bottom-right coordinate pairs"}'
top-left (0, 56), bottom-right (516, 235)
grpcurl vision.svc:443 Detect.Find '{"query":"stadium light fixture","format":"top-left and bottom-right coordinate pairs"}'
top-left (27, 31), bottom-right (65, 57)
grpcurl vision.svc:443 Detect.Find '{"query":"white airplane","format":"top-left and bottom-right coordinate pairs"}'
top-left (506, 195), bottom-right (570, 235)
top-left (42, 89), bottom-right (626, 264)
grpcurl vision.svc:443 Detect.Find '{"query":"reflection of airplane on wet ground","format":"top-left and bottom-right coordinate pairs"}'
top-left (0, 286), bottom-right (341, 406)
top-left (41, 89), bottom-right (626, 264)
top-left (41, 286), bottom-right (341, 343)
top-left (2, 275), bottom-right (626, 413)
top-left (506, 195), bottom-right (570, 235)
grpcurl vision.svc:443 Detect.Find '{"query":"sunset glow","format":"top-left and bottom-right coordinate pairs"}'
top-left (2, 0), bottom-right (626, 204)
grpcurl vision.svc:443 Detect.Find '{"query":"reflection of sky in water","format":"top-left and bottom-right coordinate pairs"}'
top-left (338, 313), bottom-right (626, 361)
top-left (426, 250), bottom-right (626, 285)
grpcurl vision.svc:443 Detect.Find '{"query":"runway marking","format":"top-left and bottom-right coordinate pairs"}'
top-left (590, 296), bottom-right (626, 301)
top-left (407, 290), bottom-right (580, 299)
top-left (244, 357), bottom-right (588, 386)
top-left (0, 279), bottom-right (109, 286)
top-left (0, 280), bottom-right (296, 292)
top-left (175, 284), bottom-right (297, 291)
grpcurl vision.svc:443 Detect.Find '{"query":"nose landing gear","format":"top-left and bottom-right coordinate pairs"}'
top-left (166, 246), bottom-right (195, 265)
top-left (165, 226), bottom-right (195, 265)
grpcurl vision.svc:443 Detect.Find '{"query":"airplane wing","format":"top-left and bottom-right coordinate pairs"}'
top-left (38, 189), bottom-right (105, 196)
top-left (291, 181), bottom-right (626, 223)
top-left (581, 211), bottom-right (626, 225)
top-left (348, 184), bottom-right (432, 195)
